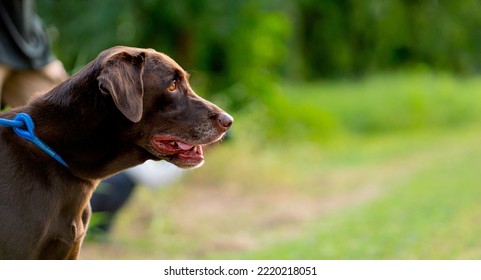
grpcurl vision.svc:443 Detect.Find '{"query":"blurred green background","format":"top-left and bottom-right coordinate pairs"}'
top-left (38, 0), bottom-right (481, 259)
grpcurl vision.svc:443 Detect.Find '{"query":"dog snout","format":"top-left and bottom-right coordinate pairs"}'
top-left (217, 112), bottom-right (234, 129)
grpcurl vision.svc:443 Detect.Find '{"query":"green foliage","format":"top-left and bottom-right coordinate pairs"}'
top-left (261, 72), bottom-right (481, 142)
top-left (297, 0), bottom-right (481, 78)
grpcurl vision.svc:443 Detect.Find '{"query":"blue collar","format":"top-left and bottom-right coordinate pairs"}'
top-left (0, 113), bottom-right (68, 167)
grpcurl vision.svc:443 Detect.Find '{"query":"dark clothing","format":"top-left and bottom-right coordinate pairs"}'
top-left (90, 173), bottom-right (136, 233)
top-left (0, 0), bottom-right (54, 69)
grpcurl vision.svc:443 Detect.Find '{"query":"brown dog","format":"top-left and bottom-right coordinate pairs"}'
top-left (0, 46), bottom-right (233, 259)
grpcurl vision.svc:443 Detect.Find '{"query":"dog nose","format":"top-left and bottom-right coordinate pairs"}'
top-left (218, 112), bottom-right (234, 129)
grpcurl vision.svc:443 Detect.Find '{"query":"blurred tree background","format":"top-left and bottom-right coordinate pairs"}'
top-left (39, 0), bottom-right (481, 106)
top-left (37, 0), bottom-right (481, 144)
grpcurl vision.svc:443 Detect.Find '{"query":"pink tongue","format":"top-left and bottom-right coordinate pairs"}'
top-left (177, 141), bottom-right (194, 150)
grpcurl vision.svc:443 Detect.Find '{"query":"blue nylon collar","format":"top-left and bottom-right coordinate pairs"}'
top-left (0, 113), bottom-right (68, 167)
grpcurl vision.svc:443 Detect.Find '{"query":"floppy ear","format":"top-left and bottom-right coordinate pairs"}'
top-left (97, 51), bottom-right (146, 123)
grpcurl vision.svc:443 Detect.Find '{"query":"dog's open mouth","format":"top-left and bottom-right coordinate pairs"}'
top-left (149, 135), bottom-right (204, 168)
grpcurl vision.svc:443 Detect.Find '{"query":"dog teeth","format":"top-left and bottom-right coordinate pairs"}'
top-left (193, 146), bottom-right (198, 153)
top-left (170, 141), bottom-right (176, 146)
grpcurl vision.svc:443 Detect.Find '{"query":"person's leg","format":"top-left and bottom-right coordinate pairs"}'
top-left (89, 173), bottom-right (136, 235)
top-left (0, 65), bottom-right (12, 109)
top-left (2, 60), bottom-right (68, 107)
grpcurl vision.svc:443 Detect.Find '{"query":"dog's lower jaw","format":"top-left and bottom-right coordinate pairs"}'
top-left (175, 155), bottom-right (205, 169)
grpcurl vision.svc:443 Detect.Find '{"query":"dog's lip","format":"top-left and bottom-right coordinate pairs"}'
top-left (148, 135), bottom-right (205, 168)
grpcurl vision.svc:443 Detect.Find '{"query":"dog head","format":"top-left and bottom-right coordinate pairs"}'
top-left (97, 46), bottom-right (233, 169)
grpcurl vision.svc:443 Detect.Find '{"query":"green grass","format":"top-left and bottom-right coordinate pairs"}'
top-left (81, 72), bottom-right (481, 259)
top-left (234, 127), bottom-right (481, 259)
top-left (262, 72), bottom-right (481, 141)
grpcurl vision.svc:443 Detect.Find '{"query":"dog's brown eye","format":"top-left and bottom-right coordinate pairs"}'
top-left (167, 80), bottom-right (177, 92)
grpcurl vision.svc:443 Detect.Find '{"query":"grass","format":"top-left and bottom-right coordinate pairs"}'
top-left (235, 127), bottom-right (481, 259)
top-left (264, 72), bottom-right (481, 140)
top-left (80, 72), bottom-right (481, 259)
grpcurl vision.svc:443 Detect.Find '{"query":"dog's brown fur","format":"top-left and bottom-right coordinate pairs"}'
top-left (0, 46), bottom-right (233, 259)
